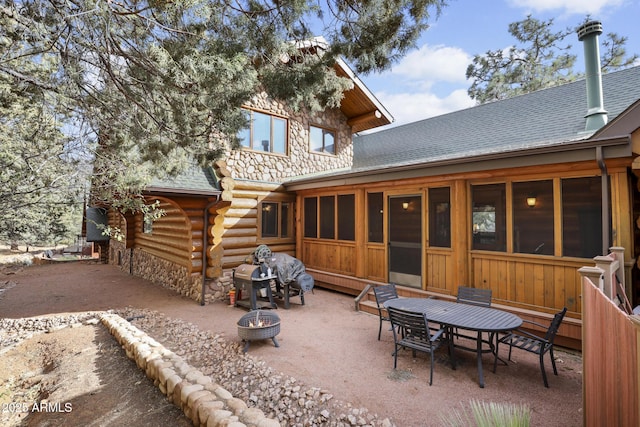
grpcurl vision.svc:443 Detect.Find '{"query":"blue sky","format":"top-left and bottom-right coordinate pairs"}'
top-left (359, 0), bottom-right (640, 130)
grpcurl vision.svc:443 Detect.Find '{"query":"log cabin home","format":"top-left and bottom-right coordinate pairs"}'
top-left (92, 22), bottom-right (640, 349)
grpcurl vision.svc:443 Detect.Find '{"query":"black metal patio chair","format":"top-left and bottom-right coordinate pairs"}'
top-left (493, 307), bottom-right (567, 387)
top-left (456, 286), bottom-right (492, 307)
top-left (387, 306), bottom-right (450, 386)
top-left (454, 286), bottom-right (492, 341)
top-left (373, 283), bottom-right (399, 340)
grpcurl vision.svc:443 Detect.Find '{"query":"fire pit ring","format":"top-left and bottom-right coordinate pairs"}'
top-left (237, 310), bottom-right (280, 353)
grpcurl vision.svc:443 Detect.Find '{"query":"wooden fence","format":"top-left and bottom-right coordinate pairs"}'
top-left (580, 261), bottom-right (640, 426)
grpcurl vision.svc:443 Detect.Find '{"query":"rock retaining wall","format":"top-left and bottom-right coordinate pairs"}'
top-left (100, 312), bottom-right (280, 427)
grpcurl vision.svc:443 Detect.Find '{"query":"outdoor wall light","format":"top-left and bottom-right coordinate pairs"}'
top-left (526, 195), bottom-right (537, 208)
top-left (402, 201), bottom-right (409, 210)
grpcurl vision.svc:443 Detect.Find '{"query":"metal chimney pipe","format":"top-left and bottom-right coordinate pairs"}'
top-left (577, 21), bottom-right (608, 132)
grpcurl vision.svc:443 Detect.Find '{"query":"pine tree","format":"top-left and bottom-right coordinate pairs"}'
top-left (466, 15), bottom-right (639, 104)
top-left (0, 0), bottom-right (446, 243)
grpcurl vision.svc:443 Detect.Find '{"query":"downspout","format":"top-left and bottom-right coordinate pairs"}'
top-left (596, 146), bottom-right (610, 255)
top-left (201, 195), bottom-right (221, 306)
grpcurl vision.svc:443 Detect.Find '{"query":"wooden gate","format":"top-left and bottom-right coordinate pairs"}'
top-left (580, 261), bottom-right (640, 426)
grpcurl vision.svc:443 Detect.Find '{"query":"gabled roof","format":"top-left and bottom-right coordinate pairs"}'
top-left (285, 66), bottom-right (640, 189)
top-left (334, 58), bottom-right (394, 133)
top-left (296, 37), bottom-right (393, 133)
top-left (352, 66), bottom-right (640, 170)
top-left (145, 165), bottom-right (220, 197)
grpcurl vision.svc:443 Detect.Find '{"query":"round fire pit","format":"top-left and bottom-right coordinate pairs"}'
top-left (237, 310), bottom-right (280, 353)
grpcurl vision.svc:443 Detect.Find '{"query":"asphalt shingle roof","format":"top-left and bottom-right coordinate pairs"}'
top-left (353, 66), bottom-right (640, 171)
top-left (147, 164), bottom-right (219, 194)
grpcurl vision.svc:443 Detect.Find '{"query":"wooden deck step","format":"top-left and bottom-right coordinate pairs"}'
top-left (358, 299), bottom-right (379, 317)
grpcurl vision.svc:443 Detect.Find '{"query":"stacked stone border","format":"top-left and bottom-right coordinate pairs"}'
top-left (100, 312), bottom-right (280, 427)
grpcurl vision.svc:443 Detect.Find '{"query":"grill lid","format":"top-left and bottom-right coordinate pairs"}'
top-left (234, 264), bottom-right (262, 281)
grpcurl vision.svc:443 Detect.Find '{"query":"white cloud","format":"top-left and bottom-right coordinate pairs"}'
top-left (389, 44), bottom-right (471, 88)
top-left (376, 88), bottom-right (475, 128)
top-left (508, 0), bottom-right (625, 16)
top-left (363, 43), bottom-right (476, 129)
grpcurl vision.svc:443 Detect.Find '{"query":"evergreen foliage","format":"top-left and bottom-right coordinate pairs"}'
top-left (466, 16), bottom-right (639, 104)
top-left (0, 0), bottom-right (446, 244)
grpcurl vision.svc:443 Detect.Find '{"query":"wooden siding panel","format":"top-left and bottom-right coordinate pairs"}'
top-left (365, 245), bottom-right (386, 281)
top-left (543, 264), bottom-right (554, 308)
top-left (514, 261), bottom-right (525, 303)
top-left (301, 240), bottom-right (356, 275)
top-left (471, 253), bottom-right (582, 316)
top-left (426, 251), bottom-right (451, 291)
top-left (533, 263), bottom-right (545, 307)
top-left (564, 266), bottom-right (580, 313)
top-left (495, 257), bottom-right (508, 296)
top-left (339, 244), bottom-right (355, 274)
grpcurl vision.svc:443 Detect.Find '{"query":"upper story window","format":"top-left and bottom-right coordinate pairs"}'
top-left (238, 109), bottom-right (287, 154)
top-left (310, 125), bottom-right (335, 155)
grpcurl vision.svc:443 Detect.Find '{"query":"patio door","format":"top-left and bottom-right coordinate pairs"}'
top-left (388, 195), bottom-right (422, 288)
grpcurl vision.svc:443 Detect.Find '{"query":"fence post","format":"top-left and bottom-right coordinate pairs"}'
top-left (594, 255), bottom-right (615, 299)
top-left (610, 246), bottom-right (626, 287)
top-left (578, 266), bottom-right (604, 294)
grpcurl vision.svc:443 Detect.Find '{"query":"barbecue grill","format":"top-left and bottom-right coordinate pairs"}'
top-left (233, 248), bottom-right (314, 309)
top-left (233, 264), bottom-right (277, 310)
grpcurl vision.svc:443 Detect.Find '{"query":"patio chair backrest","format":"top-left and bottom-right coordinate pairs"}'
top-left (544, 307), bottom-right (568, 342)
top-left (374, 283), bottom-right (399, 310)
top-left (387, 306), bottom-right (433, 344)
top-left (456, 286), bottom-right (492, 307)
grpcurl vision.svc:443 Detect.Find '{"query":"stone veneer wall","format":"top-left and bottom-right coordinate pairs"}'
top-left (108, 240), bottom-right (236, 305)
top-left (223, 93), bottom-right (353, 181)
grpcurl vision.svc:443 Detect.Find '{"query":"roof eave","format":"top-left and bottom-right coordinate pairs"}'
top-left (335, 58), bottom-right (394, 133)
top-left (284, 135), bottom-right (632, 190)
top-left (143, 187), bottom-right (221, 197)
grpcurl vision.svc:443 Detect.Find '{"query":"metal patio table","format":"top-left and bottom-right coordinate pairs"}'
top-left (384, 297), bottom-right (522, 388)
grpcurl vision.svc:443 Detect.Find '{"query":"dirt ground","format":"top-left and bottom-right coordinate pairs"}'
top-left (0, 321), bottom-right (191, 426)
top-left (0, 259), bottom-right (584, 426)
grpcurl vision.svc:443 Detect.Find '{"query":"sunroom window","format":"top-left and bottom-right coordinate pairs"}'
top-left (471, 183), bottom-right (506, 251)
top-left (367, 192), bottom-right (384, 243)
top-left (303, 194), bottom-right (355, 241)
top-left (428, 187), bottom-right (451, 248)
top-left (512, 180), bottom-right (554, 255)
top-left (562, 176), bottom-right (604, 258)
